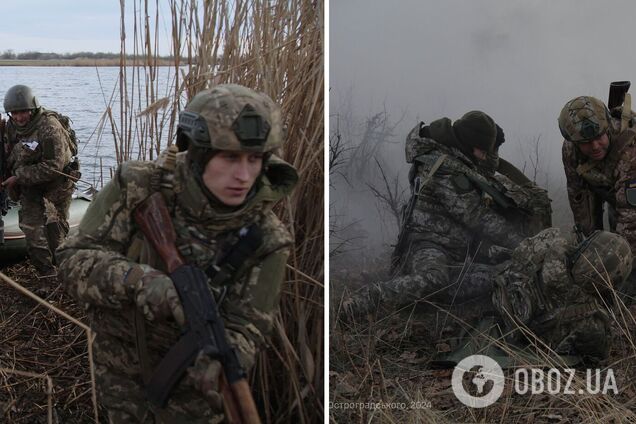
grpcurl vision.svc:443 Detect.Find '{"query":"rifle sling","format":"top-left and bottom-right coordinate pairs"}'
top-left (206, 222), bottom-right (263, 285)
top-left (497, 158), bottom-right (532, 186)
top-left (145, 330), bottom-right (202, 407)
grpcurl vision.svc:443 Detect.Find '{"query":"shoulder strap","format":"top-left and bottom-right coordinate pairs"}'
top-left (206, 223), bottom-right (264, 286)
top-left (150, 145), bottom-right (179, 209)
top-left (622, 94), bottom-right (632, 132)
top-left (417, 154), bottom-right (447, 194)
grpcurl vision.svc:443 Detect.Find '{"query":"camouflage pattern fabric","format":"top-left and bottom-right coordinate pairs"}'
top-left (6, 111), bottom-right (74, 275)
top-left (57, 152), bottom-right (296, 423)
top-left (347, 123), bottom-right (550, 317)
top-left (492, 228), bottom-right (611, 362)
top-left (562, 114), bottom-right (636, 261)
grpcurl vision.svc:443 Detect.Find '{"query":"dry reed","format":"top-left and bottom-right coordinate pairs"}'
top-left (0, 264), bottom-right (102, 423)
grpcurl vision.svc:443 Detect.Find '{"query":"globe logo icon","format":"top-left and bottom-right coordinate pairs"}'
top-left (451, 355), bottom-right (505, 408)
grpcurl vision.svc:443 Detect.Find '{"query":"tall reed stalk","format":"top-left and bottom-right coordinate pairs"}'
top-left (114, 1), bottom-right (324, 422)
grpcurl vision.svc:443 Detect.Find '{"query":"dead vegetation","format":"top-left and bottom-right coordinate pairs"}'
top-left (0, 262), bottom-right (103, 423)
top-left (330, 255), bottom-right (636, 423)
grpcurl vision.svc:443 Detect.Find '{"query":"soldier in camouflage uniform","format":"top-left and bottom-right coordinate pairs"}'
top-left (57, 84), bottom-right (297, 423)
top-left (2, 85), bottom-right (75, 278)
top-left (492, 228), bottom-right (632, 363)
top-left (346, 111), bottom-right (551, 317)
top-left (560, 95), bottom-right (636, 292)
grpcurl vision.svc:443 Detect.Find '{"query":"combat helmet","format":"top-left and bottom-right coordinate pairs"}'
top-left (3, 85), bottom-right (40, 113)
top-left (177, 84), bottom-right (283, 153)
top-left (558, 96), bottom-right (611, 143)
top-left (570, 231), bottom-right (633, 296)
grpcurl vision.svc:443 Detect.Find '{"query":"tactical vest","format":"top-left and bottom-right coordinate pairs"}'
top-left (575, 127), bottom-right (636, 231)
top-left (393, 136), bottom-right (551, 270)
top-left (122, 146), bottom-right (291, 391)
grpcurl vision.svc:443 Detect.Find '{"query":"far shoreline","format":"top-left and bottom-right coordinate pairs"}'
top-left (0, 58), bottom-right (179, 67)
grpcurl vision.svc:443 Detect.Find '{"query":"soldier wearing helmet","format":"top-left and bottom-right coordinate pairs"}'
top-left (57, 84), bottom-right (298, 422)
top-left (1, 84), bottom-right (76, 278)
top-left (492, 228), bottom-right (632, 363)
top-left (344, 111), bottom-right (551, 320)
top-left (559, 94), bottom-right (636, 293)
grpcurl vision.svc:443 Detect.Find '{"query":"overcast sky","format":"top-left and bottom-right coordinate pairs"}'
top-left (330, 0), bottom-right (636, 247)
top-left (0, 1), bottom-right (172, 54)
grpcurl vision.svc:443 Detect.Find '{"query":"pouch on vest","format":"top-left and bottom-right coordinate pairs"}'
top-left (626, 179), bottom-right (636, 206)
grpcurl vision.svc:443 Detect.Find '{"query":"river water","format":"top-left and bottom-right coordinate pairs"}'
top-left (0, 66), bottom-right (180, 188)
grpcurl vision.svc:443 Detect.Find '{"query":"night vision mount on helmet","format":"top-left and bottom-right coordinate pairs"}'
top-left (558, 96), bottom-right (611, 143)
top-left (177, 84), bottom-right (283, 153)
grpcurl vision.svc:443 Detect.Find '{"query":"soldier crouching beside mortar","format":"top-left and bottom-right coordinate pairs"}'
top-left (344, 111), bottom-right (551, 320)
top-left (492, 228), bottom-right (632, 364)
top-left (57, 85), bottom-right (297, 423)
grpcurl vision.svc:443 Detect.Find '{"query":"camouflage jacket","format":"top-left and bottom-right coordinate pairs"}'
top-left (57, 152), bottom-right (296, 383)
top-left (6, 109), bottom-right (73, 194)
top-left (562, 119), bottom-right (636, 258)
top-left (396, 122), bottom-right (539, 267)
top-left (493, 228), bottom-right (580, 323)
top-left (492, 228), bottom-right (609, 359)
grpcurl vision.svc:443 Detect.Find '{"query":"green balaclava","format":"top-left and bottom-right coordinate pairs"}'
top-left (452, 110), bottom-right (497, 160)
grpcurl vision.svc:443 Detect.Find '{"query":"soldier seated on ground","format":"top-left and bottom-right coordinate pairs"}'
top-left (344, 111), bottom-right (551, 320)
top-left (492, 228), bottom-right (632, 364)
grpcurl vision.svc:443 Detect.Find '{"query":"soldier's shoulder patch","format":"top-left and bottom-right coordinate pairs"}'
top-left (625, 179), bottom-right (636, 206)
top-left (451, 174), bottom-right (473, 193)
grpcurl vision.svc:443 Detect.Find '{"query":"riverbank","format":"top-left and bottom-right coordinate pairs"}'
top-left (0, 58), bottom-right (177, 66)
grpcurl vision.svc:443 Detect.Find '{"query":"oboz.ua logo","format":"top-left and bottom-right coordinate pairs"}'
top-left (452, 354), bottom-right (619, 408)
top-left (451, 355), bottom-right (505, 408)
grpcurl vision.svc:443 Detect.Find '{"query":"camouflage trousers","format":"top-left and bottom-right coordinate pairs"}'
top-left (532, 309), bottom-right (610, 363)
top-left (18, 187), bottom-right (72, 276)
top-left (347, 247), bottom-right (498, 317)
top-left (93, 335), bottom-right (224, 424)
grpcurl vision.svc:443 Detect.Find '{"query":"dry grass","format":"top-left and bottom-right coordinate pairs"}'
top-left (330, 255), bottom-right (636, 423)
top-left (0, 263), bottom-right (104, 423)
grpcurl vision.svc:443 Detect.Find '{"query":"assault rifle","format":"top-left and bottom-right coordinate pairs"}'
top-left (134, 192), bottom-right (261, 424)
top-left (608, 80), bottom-right (631, 111)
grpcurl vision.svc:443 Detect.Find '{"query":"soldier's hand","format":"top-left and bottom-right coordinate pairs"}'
top-left (186, 351), bottom-right (223, 410)
top-left (2, 176), bottom-right (19, 201)
top-left (132, 266), bottom-right (185, 326)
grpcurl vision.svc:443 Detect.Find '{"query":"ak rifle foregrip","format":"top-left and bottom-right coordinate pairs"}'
top-left (223, 376), bottom-right (261, 424)
top-left (134, 192), bottom-right (185, 273)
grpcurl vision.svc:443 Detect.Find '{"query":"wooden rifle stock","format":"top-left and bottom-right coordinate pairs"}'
top-left (134, 192), bottom-right (261, 424)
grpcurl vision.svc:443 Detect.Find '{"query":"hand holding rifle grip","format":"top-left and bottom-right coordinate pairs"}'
top-left (134, 192), bottom-right (261, 424)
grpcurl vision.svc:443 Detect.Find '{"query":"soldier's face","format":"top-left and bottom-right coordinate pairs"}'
top-left (10, 110), bottom-right (31, 127)
top-left (472, 147), bottom-right (487, 161)
top-left (202, 150), bottom-right (264, 206)
top-left (577, 134), bottom-right (609, 161)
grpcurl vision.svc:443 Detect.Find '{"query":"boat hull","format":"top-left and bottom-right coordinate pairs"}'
top-left (0, 197), bottom-right (91, 261)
